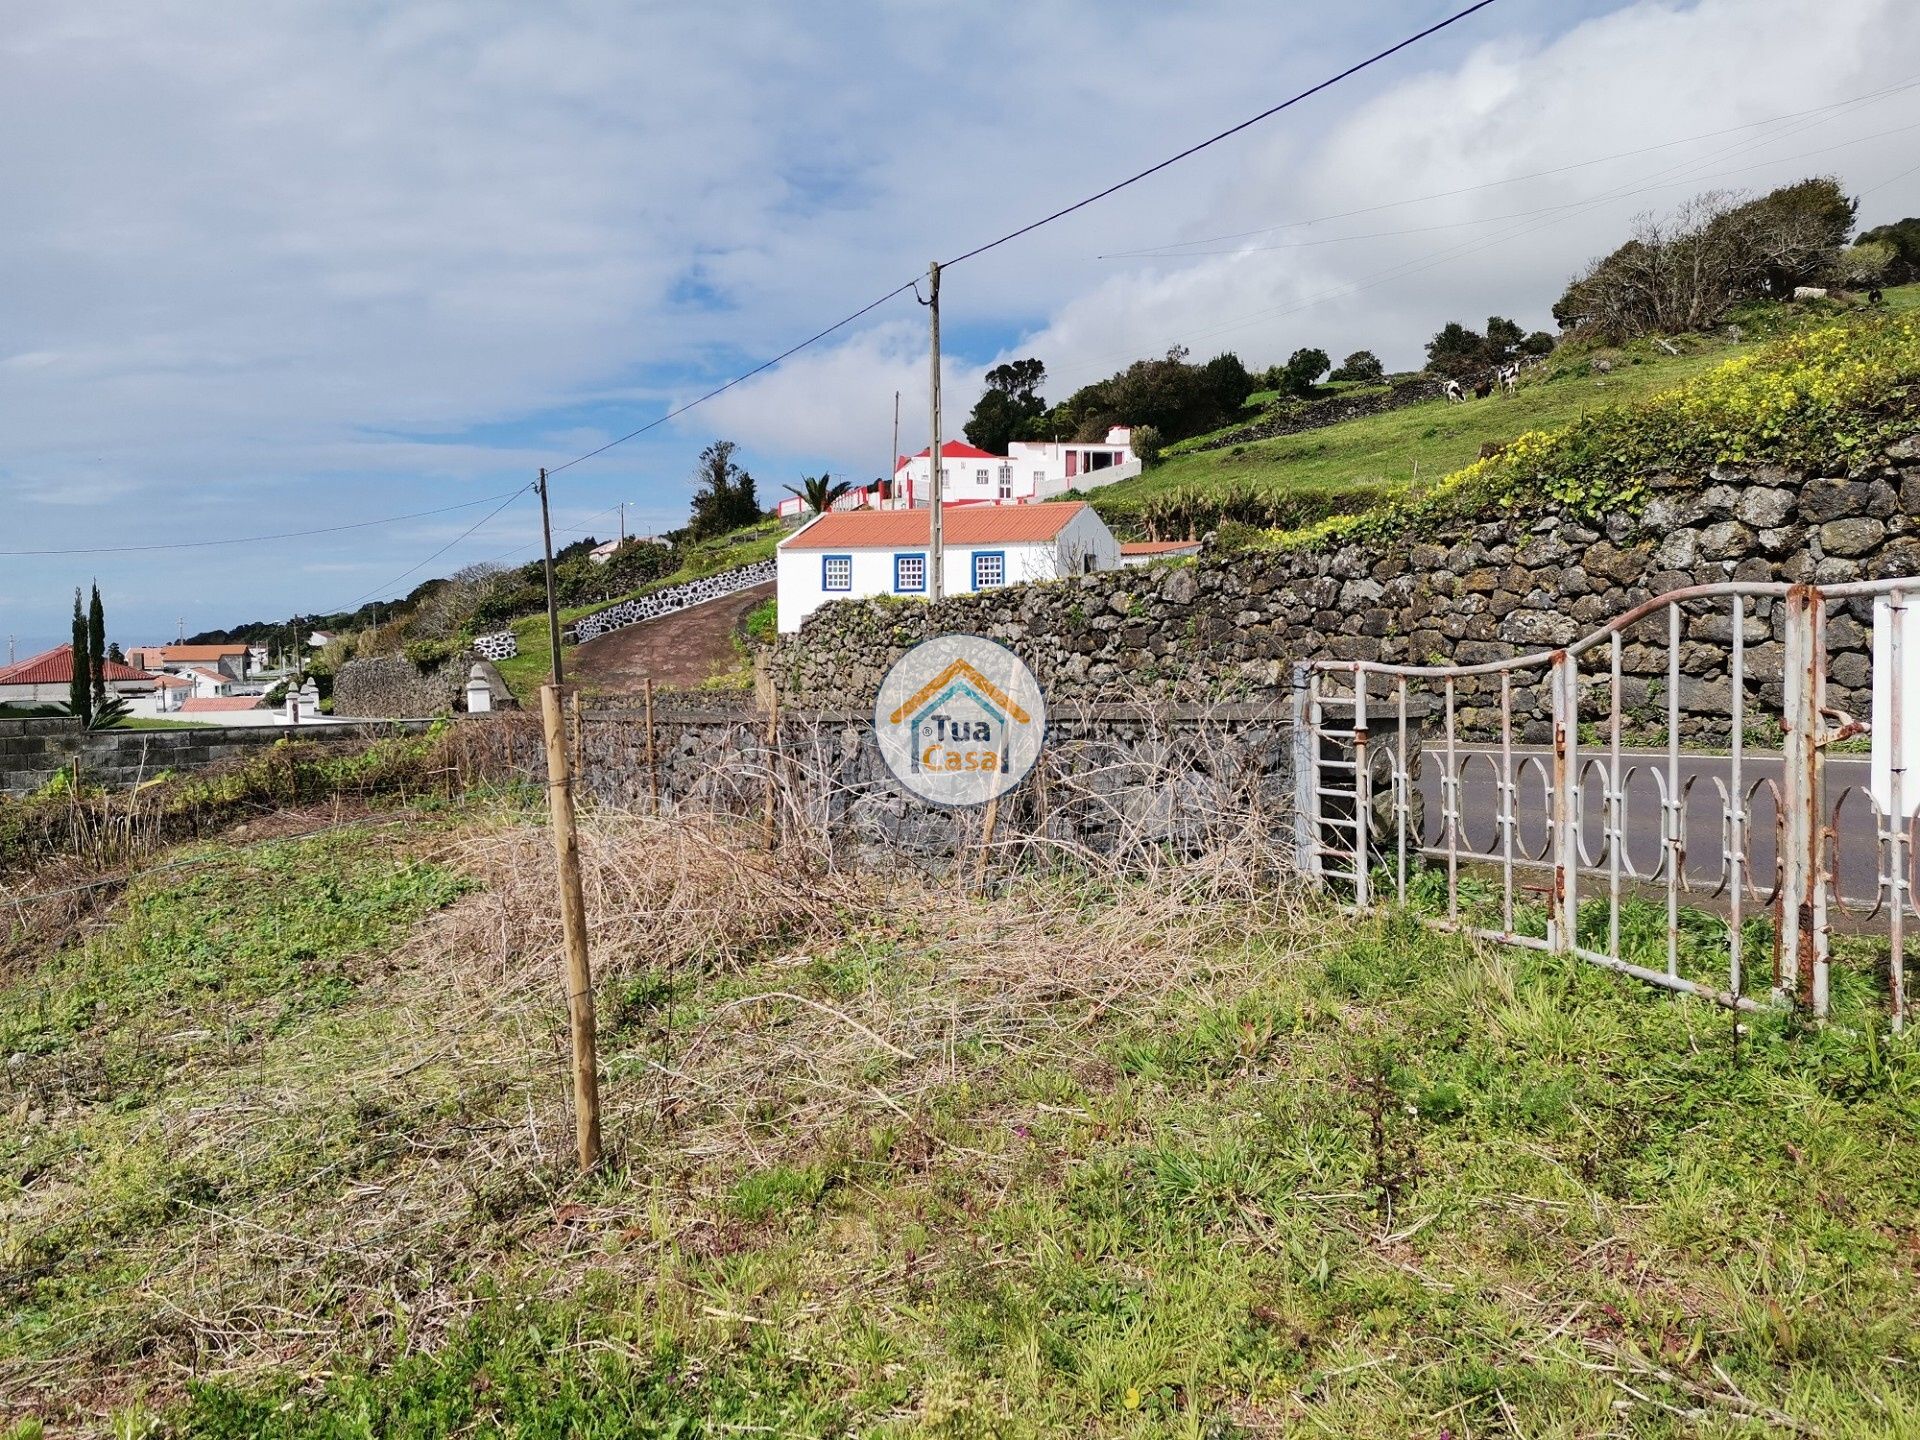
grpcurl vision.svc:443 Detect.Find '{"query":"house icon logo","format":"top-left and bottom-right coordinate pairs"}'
top-left (874, 636), bottom-right (1046, 806)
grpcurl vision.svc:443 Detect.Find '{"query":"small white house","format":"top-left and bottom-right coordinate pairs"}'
top-left (775, 501), bottom-right (1119, 634)
top-left (882, 431), bottom-right (1142, 510)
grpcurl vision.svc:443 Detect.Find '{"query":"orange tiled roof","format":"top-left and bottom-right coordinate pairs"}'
top-left (781, 501), bottom-right (1088, 550)
top-left (0, 644), bottom-right (159, 686)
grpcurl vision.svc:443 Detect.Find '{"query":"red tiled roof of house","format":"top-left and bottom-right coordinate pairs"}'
top-left (127, 644), bottom-right (247, 665)
top-left (0, 644), bottom-right (159, 686)
top-left (894, 439), bottom-right (1004, 472)
top-left (153, 674), bottom-right (193, 688)
top-left (178, 696), bottom-right (265, 713)
top-left (187, 666), bottom-right (230, 683)
top-left (781, 501), bottom-right (1088, 549)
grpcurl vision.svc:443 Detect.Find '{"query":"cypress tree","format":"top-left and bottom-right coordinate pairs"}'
top-left (68, 588), bottom-right (91, 724)
top-left (88, 583), bottom-right (107, 714)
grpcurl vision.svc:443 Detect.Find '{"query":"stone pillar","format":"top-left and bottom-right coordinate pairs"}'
top-left (465, 664), bottom-right (494, 714)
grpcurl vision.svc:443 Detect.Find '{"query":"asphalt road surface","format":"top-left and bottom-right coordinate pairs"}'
top-left (1412, 746), bottom-right (1890, 906)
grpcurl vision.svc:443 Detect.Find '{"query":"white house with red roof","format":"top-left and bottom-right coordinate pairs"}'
top-left (773, 430), bottom-right (1143, 521)
top-left (774, 501), bottom-right (1118, 634)
top-left (0, 645), bottom-right (162, 707)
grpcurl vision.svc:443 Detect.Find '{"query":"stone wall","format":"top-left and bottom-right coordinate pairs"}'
top-left (571, 561), bottom-right (775, 643)
top-left (777, 447), bottom-right (1920, 740)
top-left (459, 698), bottom-right (1362, 870)
top-left (1190, 377), bottom-right (1447, 454)
top-left (0, 717), bottom-right (431, 796)
top-left (332, 655), bottom-right (462, 719)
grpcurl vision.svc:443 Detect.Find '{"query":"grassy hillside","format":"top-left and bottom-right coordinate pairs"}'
top-left (491, 518), bottom-right (783, 699)
top-left (5, 804), bottom-right (1918, 1436)
top-left (1092, 285), bottom-right (1920, 529)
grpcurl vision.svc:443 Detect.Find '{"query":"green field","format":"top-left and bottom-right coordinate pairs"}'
top-left (1092, 286), bottom-right (1920, 526)
top-left (5, 802), bottom-right (1918, 1437)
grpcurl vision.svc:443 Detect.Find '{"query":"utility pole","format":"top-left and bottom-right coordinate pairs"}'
top-left (537, 467), bottom-right (564, 687)
top-left (924, 260), bottom-right (944, 600)
top-left (618, 501), bottom-right (627, 547)
top-left (890, 390), bottom-right (900, 509)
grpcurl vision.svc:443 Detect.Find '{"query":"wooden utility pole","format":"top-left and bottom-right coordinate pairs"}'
top-left (890, 390), bottom-right (900, 506)
top-left (541, 682), bottom-right (603, 1172)
top-left (925, 261), bottom-right (944, 600)
top-left (537, 467), bottom-right (564, 687)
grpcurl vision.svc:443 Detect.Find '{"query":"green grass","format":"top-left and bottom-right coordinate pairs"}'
top-left (1094, 285), bottom-right (1920, 527)
top-left (6, 804), bottom-right (1919, 1437)
top-left (492, 519), bottom-right (784, 702)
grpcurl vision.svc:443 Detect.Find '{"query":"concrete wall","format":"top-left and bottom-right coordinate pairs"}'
top-left (0, 717), bottom-right (431, 795)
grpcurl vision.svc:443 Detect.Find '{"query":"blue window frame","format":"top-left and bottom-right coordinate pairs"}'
top-left (893, 552), bottom-right (927, 593)
top-left (821, 554), bottom-right (852, 591)
top-left (972, 550), bottom-right (1007, 589)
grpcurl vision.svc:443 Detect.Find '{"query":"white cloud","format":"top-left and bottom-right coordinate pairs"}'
top-left (1, 0), bottom-right (1914, 638)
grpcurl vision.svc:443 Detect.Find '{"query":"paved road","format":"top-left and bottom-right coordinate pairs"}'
top-left (1411, 746), bottom-right (1890, 905)
top-left (571, 581), bottom-right (774, 693)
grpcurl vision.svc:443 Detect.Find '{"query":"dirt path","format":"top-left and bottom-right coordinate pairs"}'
top-left (570, 581), bottom-right (773, 693)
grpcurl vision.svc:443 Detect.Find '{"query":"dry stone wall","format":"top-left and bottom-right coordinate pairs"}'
top-left (777, 446), bottom-right (1920, 740)
top-left (332, 655), bottom-right (462, 718)
top-left (0, 717), bottom-right (431, 796)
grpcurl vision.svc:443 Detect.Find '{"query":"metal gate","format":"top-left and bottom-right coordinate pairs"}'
top-left (1295, 578), bottom-right (1915, 1030)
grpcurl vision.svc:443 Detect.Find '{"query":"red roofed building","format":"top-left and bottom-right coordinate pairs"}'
top-left (774, 500), bottom-right (1118, 633)
top-left (0, 645), bottom-right (163, 706)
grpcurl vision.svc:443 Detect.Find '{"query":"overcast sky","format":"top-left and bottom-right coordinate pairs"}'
top-left (3, 0), bottom-right (1916, 652)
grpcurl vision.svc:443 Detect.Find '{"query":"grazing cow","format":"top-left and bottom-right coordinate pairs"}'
top-left (1499, 363), bottom-right (1519, 397)
top-left (1472, 376), bottom-right (1494, 400)
top-left (1870, 288), bottom-right (1885, 307)
top-left (1443, 378), bottom-right (1464, 404)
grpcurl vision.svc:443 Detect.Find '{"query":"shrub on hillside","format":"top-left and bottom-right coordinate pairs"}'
top-left (1328, 350), bottom-right (1385, 384)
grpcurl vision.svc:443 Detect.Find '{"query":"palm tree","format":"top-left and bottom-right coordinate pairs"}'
top-left (784, 473), bottom-right (853, 515)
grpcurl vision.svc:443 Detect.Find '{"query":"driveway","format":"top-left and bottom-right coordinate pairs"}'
top-left (571, 581), bottom-right (774, 693)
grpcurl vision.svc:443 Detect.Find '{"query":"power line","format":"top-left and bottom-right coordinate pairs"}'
top-left (0, 488), bottom-right (529, 557)
top-left (543, 282), bottom-right (919, 476)
top-left (537, 2), bottom-right (1500, 480)
top-left (939, 0), bottom-right (1503, 270)
top-left (1097, 75), bottom-right (1920, 259)
top-left (1111, 115), bottom-right (1920, 261)
top-left (329, 485), bottom-right (535, 616)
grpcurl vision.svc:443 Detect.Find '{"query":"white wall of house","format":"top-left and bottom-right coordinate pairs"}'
top-left (774, 508), bottom-right (1120, 634)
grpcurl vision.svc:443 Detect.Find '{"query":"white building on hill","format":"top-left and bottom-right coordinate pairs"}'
top-left (775, 501), bottom-right (1119, 634)
top-left (773, 429), bottom-right (1142, 520)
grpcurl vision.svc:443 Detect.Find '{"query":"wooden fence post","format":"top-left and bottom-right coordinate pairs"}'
top-left (761, 690), bottom-right (780, 849)
top-left (644, 677), bottom-right (659, 811)
top-left (541, 683), bottom-right (603, 1172)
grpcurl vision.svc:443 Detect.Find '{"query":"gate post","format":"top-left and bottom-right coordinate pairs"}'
top-left (1550, 651), bottom-right (1578, 953)
top-left (1778, 585), bottom-right (1830, 1016)
top-left (1352, 669), bottom-right (1371, 908)
top-left (1292, 662), bottom-right (1318, 881)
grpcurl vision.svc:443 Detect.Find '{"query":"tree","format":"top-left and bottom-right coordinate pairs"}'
top-left (68, 589), bottom-right (90, 725)
top-left (106, 641), bottom-right (125, 665)
top-left (1328, 350), bottom-right (1384, 384)
top-left (1554, 178), bottom-right (1860, 340)
top-left (1484, 316), bottom-right (1524, 363)
top-left (1130, 424), bottom-right (1164, 469)
top-left (688, 440), bottom-right (761, 539)
top-left (784, 473), bottom-right (852, 515)
top-left (965, 357), bottom-right (1048, 454)
top-left (1277, 347), bottom-right (1330, 397)
top-left (1424, 321), bottom-right (1488, 381)
top-left (87, 583), bottom-right (106, 714)
top-left (1519, 330), bottom-right (1556, 357)
top-left (1857, 217), bottom-right (1920, 282)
